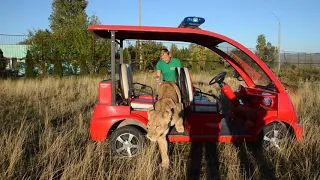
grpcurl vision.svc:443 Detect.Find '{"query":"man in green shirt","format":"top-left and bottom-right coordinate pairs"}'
top-left (155, 48), bottom-right (182, 83)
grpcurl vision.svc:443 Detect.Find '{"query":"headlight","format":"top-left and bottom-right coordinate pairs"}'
top-left (263, 97), bottom-right (272, 106)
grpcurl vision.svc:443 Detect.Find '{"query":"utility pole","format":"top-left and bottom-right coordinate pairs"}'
top-left (138, 0), bottom-right (141, 26)
top-left (272, 13), bottom-right (281, 72)
top-left (138, 0), bottom-right (143, 70)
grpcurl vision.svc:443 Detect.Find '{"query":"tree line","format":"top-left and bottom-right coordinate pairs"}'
top-left (0, 0), bottom-right (278, 78)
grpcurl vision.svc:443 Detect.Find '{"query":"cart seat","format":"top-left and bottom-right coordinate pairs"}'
top-left (177, 67), bottom-right (194, 103)
top-left (130, 98), bottom-right (155, 109)
top-left (178, 67), bottom-right (218, 112)
top-left (120, 63), bottom-right (155, 109)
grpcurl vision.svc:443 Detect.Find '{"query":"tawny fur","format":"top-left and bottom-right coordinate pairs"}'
top-left (147, 81), bottom-right (184, 169)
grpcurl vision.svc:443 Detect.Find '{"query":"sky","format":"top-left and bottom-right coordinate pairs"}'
top-left (1, 0), bottom-right (320, 53)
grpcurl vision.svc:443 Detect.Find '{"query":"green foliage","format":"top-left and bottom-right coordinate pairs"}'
top-left (53, 60), bottom-right (63, 77)
top-left (255, 34), bottom-right (277, 65)
top-left (79, 60), bottom-right (88, 75)
top-left (190, 44), bottom-right (203, 72)
top-left (140, 41), bottom-right (164, 70)
top-left (25, 50), bottom-right (35, 78)
top-left (127, 43), bottom-right (136, 61)
top-left (170, 44), bottom-right (178, 58)
top-left (123, 48), bottom-right (130, 62)
top-left (279, 66), bottom-right (320, 83)
top-left (0, 49), bottom-right (6, 78)
top-left (25, 0), bottom-right (107, 76)
top-left (25, 29), bottom-right (51, 76)
top-left (49, 0), bottom-right (92, 74)
top-left (92, 38), bottom-right (111, 74)
top-left (176, 47), bottom-right (191, 61)
top-left (204, 48), bottom-right (223, 71)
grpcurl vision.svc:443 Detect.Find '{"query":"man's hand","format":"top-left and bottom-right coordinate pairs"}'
top-left (155, 76), bottom-right (161, 84)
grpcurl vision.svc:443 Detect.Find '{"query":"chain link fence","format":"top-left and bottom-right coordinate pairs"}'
top-left (1, 34), bottom-right (320, 77)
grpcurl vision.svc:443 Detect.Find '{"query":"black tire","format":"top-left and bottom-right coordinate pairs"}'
top-left (109, 126), bottom-right (147, 158)
top-left (258, 122), bottom-right (291, 152)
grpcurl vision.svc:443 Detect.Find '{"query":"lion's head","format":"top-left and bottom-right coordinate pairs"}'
top-left (146, 98), bottom-right (175, 141)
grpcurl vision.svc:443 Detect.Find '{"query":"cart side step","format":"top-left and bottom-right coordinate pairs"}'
top-left (168, 127), bottom-right (189, 136)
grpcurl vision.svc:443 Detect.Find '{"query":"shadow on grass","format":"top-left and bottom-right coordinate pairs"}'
top-left (186, 142), bottom-right (220, 180)
top-left (233, 142), bottom-right (276, 180)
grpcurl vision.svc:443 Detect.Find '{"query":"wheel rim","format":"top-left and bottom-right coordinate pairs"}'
top-left (263, 129), bottom-right (286, 151)
top-left (114, 133), bottom-right (140, 157)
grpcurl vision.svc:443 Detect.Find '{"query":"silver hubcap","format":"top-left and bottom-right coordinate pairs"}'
top-left (115, 133), bottom-right (140, 157)
top-left (263, 129), bottom-right (284, 151)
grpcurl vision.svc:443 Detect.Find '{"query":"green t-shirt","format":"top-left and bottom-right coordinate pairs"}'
top-left (156, 58), bottom-right (181, 82)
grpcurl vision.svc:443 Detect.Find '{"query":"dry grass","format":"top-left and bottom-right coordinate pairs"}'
top-left (0, 72), bottom-right (319, 180)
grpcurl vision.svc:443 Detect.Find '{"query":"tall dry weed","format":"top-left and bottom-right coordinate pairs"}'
top-left (0, 73), bottom-right (319, 179)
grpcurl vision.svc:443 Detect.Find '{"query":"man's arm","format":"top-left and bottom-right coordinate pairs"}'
top-left (155, 61), bottom-right (162, 83)
top-left (155, 61), bottom-right (162, 78)
top-left (156, 70), bottom-right (161, 78)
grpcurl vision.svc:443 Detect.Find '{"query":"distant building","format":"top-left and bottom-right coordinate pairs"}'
top-left (0, 44), bottom-right (29, 75)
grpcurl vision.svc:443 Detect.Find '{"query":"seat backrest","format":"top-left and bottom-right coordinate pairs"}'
top-left (178, 67), bottom-right (194, 103)
top-left (120, 63), bottom-right (133, 99)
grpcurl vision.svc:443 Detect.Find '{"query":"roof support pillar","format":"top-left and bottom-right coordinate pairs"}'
top-left (120, 39), bottom-right (123, 64)
top-left (111, 30), bottom-right (116, 105)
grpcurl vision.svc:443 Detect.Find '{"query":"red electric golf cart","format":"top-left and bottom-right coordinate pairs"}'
top-left (89, 17), bottom-right (303, 157)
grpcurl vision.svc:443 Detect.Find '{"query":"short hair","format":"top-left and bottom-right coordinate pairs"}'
top-left (161, 48), bottom-right (170, 55)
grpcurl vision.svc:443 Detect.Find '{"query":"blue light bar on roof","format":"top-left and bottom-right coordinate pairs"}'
top-left (178, 16), bottom-right (205, 29)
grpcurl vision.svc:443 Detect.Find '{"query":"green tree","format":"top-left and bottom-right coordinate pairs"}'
top-left (255, 34), bottom-right (266, 59)
top-left (127, 43), bottom-right (136, 61)
top-left (204, 48), bottom-right (222, 70)
top-left (25, 50), bottom-right (35, 78)
top-left (170, 44), bottom-right (178, 58)
top-left (25, 29), bottom-right (52, 76)
top-left (175, 47), bottom-right (191, 67)
top-left (140, 41), bottom-right (164, 70)
top-left (0, 49), bottom-right (6, 78)
top-left (25, 0), bottom-right (107, 76)
top-left (255, 34), bottom-right (277, 65)
top-left (123, 48), bottom-right (130, 61)
top-left (191, 44), bottom-right (202, 72)
top-left (49, 0), bottom-right (90, 75)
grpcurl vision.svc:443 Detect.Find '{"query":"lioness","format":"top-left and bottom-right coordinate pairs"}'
top-left (147, 81), bottom-right (184, 168)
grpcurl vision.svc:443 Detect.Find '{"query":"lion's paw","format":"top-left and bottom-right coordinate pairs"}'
top-left (176, 126), bottom-right (184, 133)
top-left (161, 161), bottom-right (169, 169)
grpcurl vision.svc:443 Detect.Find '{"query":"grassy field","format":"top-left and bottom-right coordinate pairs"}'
top-left (0, 71), bottom-right (319, 180)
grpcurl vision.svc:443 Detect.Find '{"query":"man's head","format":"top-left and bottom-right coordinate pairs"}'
top-left (160, 48), bottom-right (171, 63)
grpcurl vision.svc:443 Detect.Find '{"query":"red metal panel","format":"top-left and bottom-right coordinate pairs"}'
top-left (90, 108), bottom-right (148, 141)
top-left (92, 105), bottom-right (131, 119)
top-left (186, 113), bottom-right (222, 135)
top-left (167, 135), bottom-right (256, 142)
top-left (98, 80), bottom-right (112, 105)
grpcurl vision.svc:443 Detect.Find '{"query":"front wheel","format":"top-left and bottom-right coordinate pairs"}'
top-left (259, 122), bottom-right (292, 152)
top-left (109, 126), bottom-right (147, 158)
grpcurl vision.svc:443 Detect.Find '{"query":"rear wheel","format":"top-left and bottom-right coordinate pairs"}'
top-left (259, 122), bottom-right (291, 151)
top-left (109, 126), bottom-right (147, 157)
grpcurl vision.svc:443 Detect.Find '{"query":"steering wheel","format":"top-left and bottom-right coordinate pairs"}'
top-left (209, 72), bottom-right (227, 85)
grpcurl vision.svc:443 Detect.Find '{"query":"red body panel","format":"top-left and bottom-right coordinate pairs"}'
top-left (185, 113), bottom-right (222, 135)
top-left (98, 81), bottom-right (113, 105)
top-left (168, 135), bottom-right (255, 142)
top-left (90, 105), bottom-right (148, 141)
